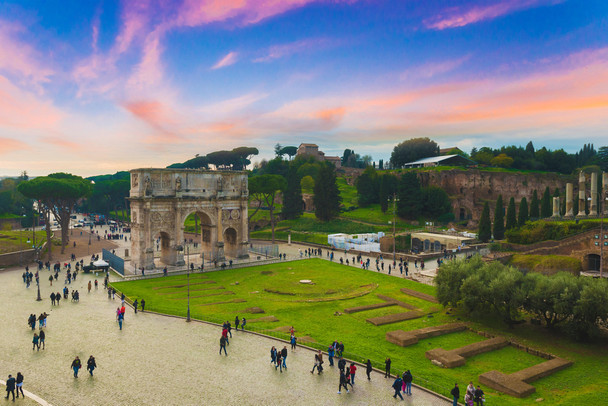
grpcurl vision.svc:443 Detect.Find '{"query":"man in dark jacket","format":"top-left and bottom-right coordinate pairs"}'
top-left (5, 374), bottom-right (15, 400)
top-left (280, 346), bottom-right (288, 369)
top-left (474, 385), bottom-right (484, 406)
top-left (338, 357), bottom-right (346, 373)
top-left (384, 357), bottom-right (391, 378)
top-left (403, 370), bottom-right (413, 395)
top-left (337, 370), bottom-right (349, 394)
top-left (219, 335), bottom-right (227, 356)
top-left (451, 383), bottom-right (460, 406)
top-left (392, 376), bottom-right (404, 400)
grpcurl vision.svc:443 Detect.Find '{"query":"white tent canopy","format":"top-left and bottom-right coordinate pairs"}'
top-left (93, 259), bottom-right (109, 267)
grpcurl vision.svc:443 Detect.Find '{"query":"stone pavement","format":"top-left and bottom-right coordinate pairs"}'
top-left (0, 260), bottom-right (451, 405)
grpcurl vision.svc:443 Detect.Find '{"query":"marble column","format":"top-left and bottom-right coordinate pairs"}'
top-left (565, 183), bottom-right (574, 217)
top-left (552, 197), bottom-right (560, 218)
top-left (577, 172), bottom-right (586, 218)
top-left (590, 172), bottom-right (598, 216)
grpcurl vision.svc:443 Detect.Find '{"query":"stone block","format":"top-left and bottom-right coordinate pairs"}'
top-left (386, 330), bottom-right (419, 347)
top-left (366, 310), bottom-right (424, 326)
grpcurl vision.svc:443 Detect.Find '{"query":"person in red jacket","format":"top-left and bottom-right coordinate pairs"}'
top-left (222, 327), bottom-right (229, 345)
top-left (349, 363), bottom-right (357, 385)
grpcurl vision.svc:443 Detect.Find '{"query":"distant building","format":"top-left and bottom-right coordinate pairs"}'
top-left (296, 143), bottom-right (341, 168)
top-left (439, 147), bottom-right (464, 156)
top-left (402, 154), bottom-right (475, 168)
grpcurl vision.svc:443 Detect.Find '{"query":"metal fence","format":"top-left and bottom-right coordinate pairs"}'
top-left (249, 243), bottom-right (279, 258)
top-left (102, 248), bottom-right (125, 275)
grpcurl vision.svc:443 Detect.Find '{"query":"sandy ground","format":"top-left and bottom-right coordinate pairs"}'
top-left (0, 257), bottom-right (451, 406)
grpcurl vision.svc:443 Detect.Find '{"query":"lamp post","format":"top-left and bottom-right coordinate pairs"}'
top-left (388, 193), bottom-right (399, 262)
top-left (186, 243), bottom-right (191, 322)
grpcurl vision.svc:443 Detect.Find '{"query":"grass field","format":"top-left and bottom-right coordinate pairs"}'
top-left (0, 230), bottom-right (47, 254)
top-left (110, 259), bottom-right (607, 405)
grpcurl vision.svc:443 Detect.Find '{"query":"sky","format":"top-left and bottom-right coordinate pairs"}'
top-left (1, 0), bottom-right (608, 177)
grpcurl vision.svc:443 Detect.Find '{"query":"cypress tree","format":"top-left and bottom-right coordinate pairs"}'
top-left (313, 164), bottom-right (342, 221)
top-left (478, 202), bottom-right (491, 242)
top-left (506, 197), bottom-right (517, 230)
top-left (493, 195), bottom-right (505, 240)
top-left (541, 186), bottom-right (552, 218)
top-left (518, 197), bottom-right (529, 226)
top-left (530, 190), bottom-right (540, 219)
top-left (282, 165), bottom-right (303, 220)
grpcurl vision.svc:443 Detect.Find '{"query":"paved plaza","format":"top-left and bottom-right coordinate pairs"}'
top-left (0, 250), bottom-right (451, 405)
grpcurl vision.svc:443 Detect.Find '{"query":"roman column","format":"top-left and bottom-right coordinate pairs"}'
top-left (590, 172), bottom-right (598, 216)
top-left (552, 197), bottom-right (560, 218)
top-left (577, 172), bottom-right (586, 218)
top-left (565, 183), bottom-right (574, 217)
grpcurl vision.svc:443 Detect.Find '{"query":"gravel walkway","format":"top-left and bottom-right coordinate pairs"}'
top-left (0, 260), bottom-right (450, 406)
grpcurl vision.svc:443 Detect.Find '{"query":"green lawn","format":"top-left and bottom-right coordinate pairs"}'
top-left (110, 259), bottom-right (606, 405)
top-left (0, 230), bottom-right (47, 254)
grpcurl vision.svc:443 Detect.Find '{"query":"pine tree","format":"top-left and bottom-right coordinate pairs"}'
top-left (541, 186), bottom-right (552, 218)
top-left (282, 165), bottom-right (303, 220)
top-left (530, 190), bottom-right (540, 219)
top-left (518, 197), bottom-right (529, 227)
top-left (493, 195), bottom-right (505, 240)
top-left (506, 197), bottom-right (517, 230)
top-left (313, 164), bottom-right (342, 221)
top-left (478, 202), bottom-right (492, 242)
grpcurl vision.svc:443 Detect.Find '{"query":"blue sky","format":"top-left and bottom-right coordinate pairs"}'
top-left (1, 0), bottom-right (607, 176)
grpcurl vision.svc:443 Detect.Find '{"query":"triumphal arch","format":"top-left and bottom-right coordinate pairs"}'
top-left (129, 168), bottom-right (249, 269)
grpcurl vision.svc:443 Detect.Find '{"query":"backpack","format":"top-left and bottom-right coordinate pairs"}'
top-left (393, 378), bottom-right (402, 390)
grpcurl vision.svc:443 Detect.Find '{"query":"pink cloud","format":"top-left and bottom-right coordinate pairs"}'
top-left (40, 136), bottom-right (82, 151)
top-left (400, 55), bottom-right (471, 80)
top-left (211, 51), bottom-right (239, 70)
top-left (0, 20), bottom-right (54, 87)
top-left (0, 137), bottom-right (29, 154)
top-left (424, 0), bottom-right (562, 30)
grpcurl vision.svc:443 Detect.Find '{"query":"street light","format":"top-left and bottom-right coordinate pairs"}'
top-left (178, 244), bottom-right (191, 322)
top-left (388, 193), bottom-right (400, 262)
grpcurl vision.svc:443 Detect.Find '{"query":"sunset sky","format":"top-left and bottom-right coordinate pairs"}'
top-left (1, 0), bottom-right (608, 176)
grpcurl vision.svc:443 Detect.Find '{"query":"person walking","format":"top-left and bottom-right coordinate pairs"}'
top-left (5, 374), bottom-right (15, 401)
top-left (276, 349), bottom-right (283, 372)
top-left (88, 281), bottom-right (92, 293)
top-left (133, 299), bottom-right (138, 314)
top-left (281, 346), bottom-right (288, 369)
top-left (55, 291), bottom-right (61, 305)
top-left (384, 357), bottom-right (391, 378)
top-left (39, 329), bottom-right (45, 350)
top-left (451, 383), bottom-right (460, 406)
top-left (141, 299), bottom-right (145, 312)
top-left (337, 369), bottom-right (349, 394)
top-left (392, 375), bottom-right (404, 400)
top-left (87, 356), bottom-right (97, 376)
top-left (338, 357), bottom-right (346, 374)
top-left (310, 350), bottom-right (323, 374)
top-left (71, 356), bottom-right (82, 378)
top-left (50, 292), bottom-right (56, 305)
top-left (15, 373), bottom-right (24, 399)
top-left (270, 346), bottom-right (277, 365)
top-left (32, 332), bottom-right (40, 351)
top-left (118, 311), bottom-right (124, 330)
top-left (219, 335), bottom-right (228, 356)
top-left (366, 359), bottom-right (373, 380)
top-left (403, 369), bottom-right (413, 396)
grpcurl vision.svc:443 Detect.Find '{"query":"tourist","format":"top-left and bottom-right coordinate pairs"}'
top-left (88, 281), bottom-right (92, 293)
top-left (451, 383), bottom-right (460, 406)
top-left (50, 292), bottom-right (56, 305)
top-left (241, 317), bottom-right (247, 331)
top-left (219, 335), bottom-right (227, 356)
top-left (87, 356), bottom-right (97, 376)
top-left (384, 357), bottom-right (391, 378)
top-left (141, 299), bottom-right (146, 312)
top-left (474, 385), bottom-right (485, 406)
top-left (235, 316), bottom-right (240, 330)
top-left (118, 312), bottom-right (124, 330)
top-left (465, 382), bottom-right (475, 406)
top-left (39, 329), bottom-right (45, 350)
top-left (15, 373), bottom-right (24, 399)
top-left (337, 369), bottom-right (349, 394)
top-left (95, 279), bottom-right (98, 289)
top-left (27, 314), bottom-right (35, 330)
top-left (310, 350), bottom-right (323, 374)
top-left (222, 326), bottom-right (229, 345)
top-left (56, 292), bottom-right (61, 305)
top-left (392, 375), bottom-right (404, 400)
top-left (276, 349), bottom-right (283, 372)
top-left (345, 366), bottom-right (353, 391)
top-left (337, 341), bottom-right (344, 357)
top-left (366, 359), bottom-right (372, 380)
top-left (290, 334), bottom-right (297, 351)
top-left (133, 299), bottom-right (138, 314)
top-left (270, 346), bottom-right (277, 365)
top-left (32, 333), bottom-right (40, 351)
top-left (402, 369), bottom-right (413, 395)
top-left (338, 357), bottom-right (346, 374)
top-left (49, 274), bottom-right (53, 286)
top-left (71, 356), bottom-right (82, 377)
top-left (5, 374), bottom-right (15, 401)
top-left (327, 345), bottom-right (335, 366)
top-left (281, 346), bottom-right (288, 369)
top-left (349, 363), bottom-right (357, 385)
top-left (121, 305), bottom-right (126, 318)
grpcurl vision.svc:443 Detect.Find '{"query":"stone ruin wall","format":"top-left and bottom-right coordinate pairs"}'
top-left (416, 169), bottom-right (574, 225)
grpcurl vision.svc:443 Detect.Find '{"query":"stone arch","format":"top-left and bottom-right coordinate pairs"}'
top-left (182, 210), bottom-right (216, 265)
top-left (224, 227), bottom-right (238, 258)
top-left (153, 231), bottom-right (175, 266)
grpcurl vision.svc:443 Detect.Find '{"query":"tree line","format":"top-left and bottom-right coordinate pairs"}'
top-left (356, 167), bottom-right (453, 221)
top-left (435, 256), bottom-right (608, 339)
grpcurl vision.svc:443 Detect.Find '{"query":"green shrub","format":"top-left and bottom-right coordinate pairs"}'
top-left (506, 220), bottom-right (601, 244)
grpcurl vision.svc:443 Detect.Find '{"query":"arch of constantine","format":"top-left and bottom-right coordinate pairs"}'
top-left (129, 168), bottom-right (249, 269)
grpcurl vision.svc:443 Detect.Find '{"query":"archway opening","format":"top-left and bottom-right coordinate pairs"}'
top-left (154, 231), bottom-right (172, 266)
top-left (586, 254), bottom-right (601, 271)
top-left (184, 211), bottom-right (214, 266)
top-left (224, 227), bottom-right (238, 258)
